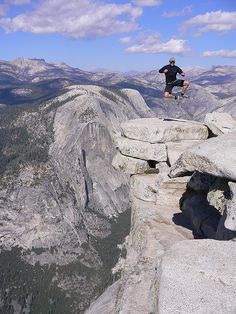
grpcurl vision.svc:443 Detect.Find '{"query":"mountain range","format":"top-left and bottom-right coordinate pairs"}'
top-left (1, 58), bottom-right (236, 120)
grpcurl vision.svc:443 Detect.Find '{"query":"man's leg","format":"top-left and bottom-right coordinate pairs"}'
top-left (164, 84), bottom-right (179, 100)
top-left (164, 91), bottom-right (176, 99)
top-left (181, 80), bottom-right (190, 95)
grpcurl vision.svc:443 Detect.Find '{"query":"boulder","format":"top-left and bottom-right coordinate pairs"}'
top-left (159, 240), bottom-right (236, 314)
top-left (225, 181), bottom-right (236, 231)
top-left (166, 140), bottom-right (204, 165)
top-left (121, 118), bottom-right (208, 143)
top-left (131, 174), bottom-right (157, 202)
top-left (116, 136), bottom-right (167, 161)
top-left (112, 152), bottom-right (150, 174)
top-left (204, 112), bottom-right (236, 136)
top-left (170, 130), bottom-right (236, 181)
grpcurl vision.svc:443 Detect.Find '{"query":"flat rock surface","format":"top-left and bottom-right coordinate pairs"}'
top-left (116, 136), bottom-right (167, 161)
top-left (170, 130), bottom-right (236, 181)
top-left (121, 118), bottom-right (208, 143)
top-left (159, 239), bottom-right (236, 314)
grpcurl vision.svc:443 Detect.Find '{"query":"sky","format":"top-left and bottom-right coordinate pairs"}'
top-left (0, 0), bottom-right (235, 71)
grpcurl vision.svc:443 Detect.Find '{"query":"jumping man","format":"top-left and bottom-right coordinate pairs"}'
top-left (159, 57), bottom-right (190, 102)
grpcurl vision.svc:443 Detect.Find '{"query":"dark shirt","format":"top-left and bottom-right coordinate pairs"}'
top-left (159, 64), bottom-right (183, 84)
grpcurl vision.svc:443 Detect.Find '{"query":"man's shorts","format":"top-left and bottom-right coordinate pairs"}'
top-left (165, 79), bottom-right (184, 93)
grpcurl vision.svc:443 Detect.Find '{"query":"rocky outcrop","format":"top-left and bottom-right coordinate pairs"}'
top-left (113, 118), bottom-right (209, 170)
top-left (114, 115), bottom-right (236, 243)
top-left (87, 114), bottom-right (236, 314)
top-left (168, 126), bottom-right (236, 240)
top-left (170, 130), bottom-right (236, 180)
top-left (204, 111), bottom-right (236, 135)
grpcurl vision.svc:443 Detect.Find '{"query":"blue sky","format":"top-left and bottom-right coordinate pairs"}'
top-left (0, 0), bottom-right (235, 71)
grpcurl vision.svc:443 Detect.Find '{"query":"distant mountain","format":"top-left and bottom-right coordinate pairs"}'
top-left (0, 58), bottom-right (235, 120)
top-left (192, 65), bottom-right (236, 98)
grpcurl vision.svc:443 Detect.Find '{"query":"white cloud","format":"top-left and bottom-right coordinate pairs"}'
top-left (0, 0), bottom-right (142, 38)
top-left (133, 0), bottom-right (162, 7)
top-left (124, 33), bottom-right (189, 54)
top-left (162, 5), bottom-right (192, 18)
top-left (182, 10), bottom-right (236, 35)
top-left (203, 49), bottom-right (236, 58)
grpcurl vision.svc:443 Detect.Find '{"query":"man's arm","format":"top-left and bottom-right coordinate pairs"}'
top-left (177, 66), bottom-right (185, 76)
top-left (159, 65), bottom-right (168, 73)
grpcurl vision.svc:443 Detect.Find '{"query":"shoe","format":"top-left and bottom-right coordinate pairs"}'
top-left (181, 94), bottom-right (189, 98)
top-left (176, 95), bottom-right (182, 103)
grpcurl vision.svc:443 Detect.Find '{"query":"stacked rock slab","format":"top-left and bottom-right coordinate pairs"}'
top-left (112, 117), bottom-right (209, 171)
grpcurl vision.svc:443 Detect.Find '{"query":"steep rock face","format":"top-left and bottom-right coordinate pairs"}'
top-left (0, 85), bottom-right (154, 312)
top-left (1, 85), bottom-right (153, 250)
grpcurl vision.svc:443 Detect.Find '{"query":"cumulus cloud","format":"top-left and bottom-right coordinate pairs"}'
top-left (162, 5), bottom-right (192, 18)
top-left (203, 49), bottom-right (236, 58)
top-left (0, 0), bottom-right (142, 38)
top-left (133, 0), bottom-right (162, 7)
top-left (123, 32), bottom-right (188, 54)
top-left (182, 10), bottom-right (236, 35)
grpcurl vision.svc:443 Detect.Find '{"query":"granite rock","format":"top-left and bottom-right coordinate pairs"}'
top-left (121, 118), bottom-right (208, 143)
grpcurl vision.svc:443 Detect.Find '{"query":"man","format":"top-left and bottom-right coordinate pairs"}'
top-left (159, 57), bottom-right (189, 102)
